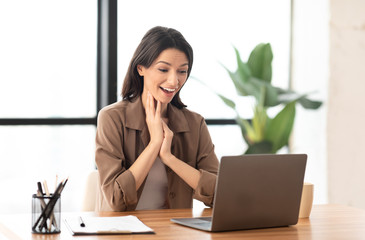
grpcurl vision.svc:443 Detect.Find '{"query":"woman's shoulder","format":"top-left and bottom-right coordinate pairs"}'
top-left (98, 98), bottom-right (145, 128)
top-left (98, 100), bottom-right (129, 118)
top-left (100, 100), bottom-right (129, 114)
top-left (171, 106), bottom-right (206, 127)
top-left (97, 100), bottom-right (137, 125)
top-left (180, 107), bottom-right (204, 120)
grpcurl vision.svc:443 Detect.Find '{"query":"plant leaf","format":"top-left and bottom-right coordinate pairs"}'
top-left (250, 77), bottom-right (279, 107)
top-left (245, 141), bottom-right (273, 154)
top-left (298, 97), bottom-right (322, 109)
top-left (265, 101), bottom-right (296, 152)
top-left (235, 116), bottom-right (254, 145)
top-left (217, 94), bottom-right (236, 109)
top-left (222, 65), bottom-right (254, 96)
top-left (247, 43), bottom-right (273, 83)
top-left (234, 47), bottom-right (251, 84)
top-left (277, 90), bottom-right (323, 109)
top-left (251, 105), bottom-right (268, 142)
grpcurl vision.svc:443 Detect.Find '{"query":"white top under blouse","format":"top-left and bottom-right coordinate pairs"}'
top-left (135, 157), bottom-right (168, 210)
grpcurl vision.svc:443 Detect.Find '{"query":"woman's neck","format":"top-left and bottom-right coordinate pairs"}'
top-left (141, 92), bottom-right (168, 118)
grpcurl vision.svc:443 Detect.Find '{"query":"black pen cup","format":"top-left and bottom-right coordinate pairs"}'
top-left (32, 194), bottom-right (61, 234)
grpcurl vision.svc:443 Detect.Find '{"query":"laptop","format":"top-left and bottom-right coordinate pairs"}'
top-left (171, 154), bottom-right (307, 232)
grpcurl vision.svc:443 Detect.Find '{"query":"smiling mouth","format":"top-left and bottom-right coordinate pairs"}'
top-left (160, 86), bottom-right (176, 94)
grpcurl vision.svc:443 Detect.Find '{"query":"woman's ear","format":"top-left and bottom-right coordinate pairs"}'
top-left (137, 65), bottom-right (144, 76)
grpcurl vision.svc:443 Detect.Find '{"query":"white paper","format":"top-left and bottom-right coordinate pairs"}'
top-left (64, 215), bottom-right (154, 235)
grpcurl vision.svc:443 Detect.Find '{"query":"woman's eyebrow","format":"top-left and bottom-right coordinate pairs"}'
top-left (156, 61), bottom-right (189, 67)
top-left (179, 63), bottom-right (189, 67)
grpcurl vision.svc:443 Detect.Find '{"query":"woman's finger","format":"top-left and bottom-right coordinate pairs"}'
top-left (149, 92), bottom-right (156, 116)
top-left (160, 120), bottom-right (173, 161)
top-left (156, 100), bottom-right (161, 118)
top-left (146, 91), bottom-right (155, 118)
top-left (145, 91), bottom-right (151, 116)
top-left (162, 120), bottom-right (173, 138)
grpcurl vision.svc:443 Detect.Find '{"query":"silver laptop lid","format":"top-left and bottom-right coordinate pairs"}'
top-left (211, 154), bottom-right (307, 232)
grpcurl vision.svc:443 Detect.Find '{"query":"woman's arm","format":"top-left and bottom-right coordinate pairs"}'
top-left (129, 92), bottom-right (164, 189)
top-left (159, 121), bottom-right (201, 190)
top-left (96, 94), bottom-right (165, 211)
top-left (160, 118), bottom-right (219, 206)
top-left (164, 154), bottom-right (202, 190)
top-left (95, 108), bottom-right (137, 211)
top-left (128, 142), bottom-right (160, 190)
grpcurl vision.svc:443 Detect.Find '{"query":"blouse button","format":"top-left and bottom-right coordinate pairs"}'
top-left (169, 192), bottom-right (176, 198)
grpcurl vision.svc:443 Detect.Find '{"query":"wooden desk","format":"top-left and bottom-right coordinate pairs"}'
top-left (1, 204), bottom-right (365, 239)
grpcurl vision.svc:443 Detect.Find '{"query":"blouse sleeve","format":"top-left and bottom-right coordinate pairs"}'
top-left (95, 109), bottom-right (138, 211)
top-left (193, 118), bottom-right (219, 207)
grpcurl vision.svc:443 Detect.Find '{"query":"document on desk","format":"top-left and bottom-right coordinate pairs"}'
top-left (64, 215), bottom-right (154, 235)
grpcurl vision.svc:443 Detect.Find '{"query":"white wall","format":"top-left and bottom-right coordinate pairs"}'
top-left (291, 0), bottom-right (329, 204)
top-left (292, 0), bottom-right (365, 209)
top-left (328, 0), bottom-right (365, 208)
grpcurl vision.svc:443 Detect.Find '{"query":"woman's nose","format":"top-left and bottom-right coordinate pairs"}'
top-left (167, 72), bottom-right (179, 87)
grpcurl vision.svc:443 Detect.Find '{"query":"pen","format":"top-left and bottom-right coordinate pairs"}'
top-left (37, 182), bottom-right (44, 195)
top-left (43, 180), bottom-right (50, 196)
top-left (43, 180), bottom-right (56, 231)
top-left (55, 174), bottom-right (58, 191)
top-left (79, 216), bottom-right (85, 227)
top-left (38, 178), bottom-right (68, 231)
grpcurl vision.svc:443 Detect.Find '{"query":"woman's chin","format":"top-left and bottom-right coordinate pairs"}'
top-left (156, 94), bottom-right (175, 104)
top-left (158, 98), bottom-right (173, 105)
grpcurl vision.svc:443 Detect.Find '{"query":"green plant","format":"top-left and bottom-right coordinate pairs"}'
top-left (204, 43), bottom-right (322, 154)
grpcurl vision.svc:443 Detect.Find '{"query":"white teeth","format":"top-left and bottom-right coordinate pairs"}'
top-left (161, 87), bottom-right (175, 92)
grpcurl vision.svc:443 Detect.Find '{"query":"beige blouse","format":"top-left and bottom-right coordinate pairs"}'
top-left (95, 97), bottom-right (219, 211)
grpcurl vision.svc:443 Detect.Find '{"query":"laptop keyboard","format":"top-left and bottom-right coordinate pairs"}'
top-left (187, 217), bottom-right (212, 227)
top-left (171, 216), bottom-right (213, 231)
top-left (195, 217), bottom-right (212, 222)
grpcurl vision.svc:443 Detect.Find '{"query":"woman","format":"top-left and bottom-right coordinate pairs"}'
top-left (95, 26), bottom-right (219, 211)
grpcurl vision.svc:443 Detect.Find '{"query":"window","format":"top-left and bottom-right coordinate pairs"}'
top-left (0, 0), bottom-right (97, 213)
top-left (0, 1), bottom-right (97, 118)
top-left (118, 0), bottom-right (292, 158)
top-left (0, 0), bottom-right (292, 213)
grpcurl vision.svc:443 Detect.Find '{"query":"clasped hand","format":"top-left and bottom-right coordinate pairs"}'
top-left (145, 92), bottom-right (173, 162)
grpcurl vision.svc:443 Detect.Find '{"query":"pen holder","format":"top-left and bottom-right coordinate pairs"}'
top-left (32, 194), bottom-right (61, 234)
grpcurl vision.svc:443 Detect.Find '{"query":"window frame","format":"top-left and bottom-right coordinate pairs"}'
top-left (0, 0), bottom-right (293, 127)
top-left (0, 0), bottom-right (116, 126)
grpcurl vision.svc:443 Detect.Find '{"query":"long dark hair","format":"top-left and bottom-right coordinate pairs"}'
top-left (121, 26), bottom-right (193, 108)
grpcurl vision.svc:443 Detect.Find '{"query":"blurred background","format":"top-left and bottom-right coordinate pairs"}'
top-left (1, 0), bottom-right (364, 214)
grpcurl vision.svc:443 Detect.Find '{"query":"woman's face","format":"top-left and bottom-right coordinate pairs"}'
top-left (138, 48), bottom-right (189, 104)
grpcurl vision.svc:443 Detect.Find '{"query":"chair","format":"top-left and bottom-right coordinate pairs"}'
top-left (81, 170), bottom-right (98, 211)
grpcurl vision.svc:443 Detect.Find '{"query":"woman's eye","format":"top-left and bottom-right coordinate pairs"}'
top-left (158, 69), bottom-right (168, 73)
top-left (179, 70), bottom-right (188, 74)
